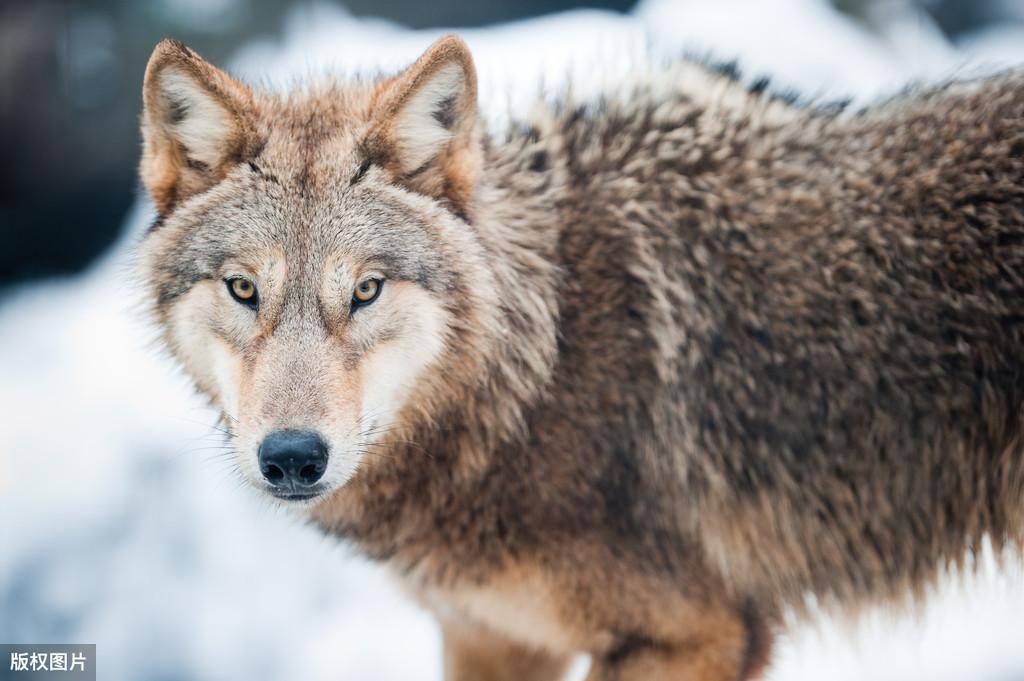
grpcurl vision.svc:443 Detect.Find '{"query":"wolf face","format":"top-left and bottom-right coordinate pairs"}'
top-left (137, 37), bottom-right (498, 503)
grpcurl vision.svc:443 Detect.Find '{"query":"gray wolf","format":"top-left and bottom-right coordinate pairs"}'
top-left (136, 35), bottom-right (1024, 680)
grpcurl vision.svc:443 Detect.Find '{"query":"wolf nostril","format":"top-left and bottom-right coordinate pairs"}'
top-left (262, 463), bottom-right (285, 483)
top-left (298, 464), bottom-right (321, 484)
top-left (257, 429), bottom-right (329, 489)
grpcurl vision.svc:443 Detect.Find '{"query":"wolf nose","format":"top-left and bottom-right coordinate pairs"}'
top-left (258, 429), bottom-right (328, 489)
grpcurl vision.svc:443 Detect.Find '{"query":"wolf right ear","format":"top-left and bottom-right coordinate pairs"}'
top-left (141, 40), bottom-right (257, 214)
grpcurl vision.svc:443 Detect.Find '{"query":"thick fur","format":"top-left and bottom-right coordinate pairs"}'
top-left (137, 36), bottom-right (1024, 680)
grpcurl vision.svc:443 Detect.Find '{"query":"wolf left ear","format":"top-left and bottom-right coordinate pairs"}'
top-left (365, 35), bottom-right (481, 214)
top-left (141, 40), bottom-right (257, 214)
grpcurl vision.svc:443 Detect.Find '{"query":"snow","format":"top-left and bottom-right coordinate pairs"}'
top-left (2, 1), bottom-right (1024, 679)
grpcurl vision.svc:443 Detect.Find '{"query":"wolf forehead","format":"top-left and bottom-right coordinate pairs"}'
top-left (147, 159), bottom-right (452, 304)
top-left (243, 83), bottom-right (381, 182)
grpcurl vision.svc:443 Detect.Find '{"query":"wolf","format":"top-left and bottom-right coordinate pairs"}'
top-left (136, 34), bottom-right (1024, 680)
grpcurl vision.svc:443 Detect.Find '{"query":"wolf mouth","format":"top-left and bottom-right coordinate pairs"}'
top-left (267, 489), bottom-right (326, 502)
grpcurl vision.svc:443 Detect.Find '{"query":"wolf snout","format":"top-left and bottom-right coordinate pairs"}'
top-left (258, 429), bottom-right (328, 497)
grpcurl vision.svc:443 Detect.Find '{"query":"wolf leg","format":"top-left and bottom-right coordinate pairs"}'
top-left (585, 604), bottom-right (772, 681)
top-left (442, 618), bottom-right (574, 681)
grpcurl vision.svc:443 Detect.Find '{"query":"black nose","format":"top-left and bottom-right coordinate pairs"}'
top-left (258, 429), bottom-right (328, 490)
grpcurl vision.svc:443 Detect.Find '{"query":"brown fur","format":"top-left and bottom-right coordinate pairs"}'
top-left (441, 616), bottom-right (574, 681)
top-left (137, 35), bottom-right (1024, 680)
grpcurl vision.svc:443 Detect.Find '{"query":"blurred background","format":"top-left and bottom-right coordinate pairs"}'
top-left (3, 1), bottom-right (1024, 680)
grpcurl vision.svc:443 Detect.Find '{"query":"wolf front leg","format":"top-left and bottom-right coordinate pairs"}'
top-left (442, 618), bottom-right (574, 681)
top-left (585, 604), bottom-right (772, 681)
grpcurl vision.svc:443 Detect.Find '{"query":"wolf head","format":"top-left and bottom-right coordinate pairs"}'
top-left (137, 36), bottom-right (503, 504)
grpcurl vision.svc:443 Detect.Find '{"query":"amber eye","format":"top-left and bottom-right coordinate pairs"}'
top-left (226, 277), bottom-right (258, 309)
top-left (352, 278), bottom-right (383, 308)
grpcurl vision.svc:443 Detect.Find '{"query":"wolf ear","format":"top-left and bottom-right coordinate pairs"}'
top-left (141, 40), bottom-right (256, 214)
top-left (366, 35), bottom-right (481, 214)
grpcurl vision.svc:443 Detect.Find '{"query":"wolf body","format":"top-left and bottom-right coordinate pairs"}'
top-left (138, 36), bottom-right (1024, 680)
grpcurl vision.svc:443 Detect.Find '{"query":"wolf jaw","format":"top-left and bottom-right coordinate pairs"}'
top-left (138, 35), bottom-right (1024, 681)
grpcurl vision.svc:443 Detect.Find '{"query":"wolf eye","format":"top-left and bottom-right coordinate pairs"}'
top-left (226, 277), bottom-right (258, 309)
top-left (352, 278), bottom-right (382, 308)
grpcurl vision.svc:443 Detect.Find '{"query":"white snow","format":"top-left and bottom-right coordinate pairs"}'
top-left (3, 1), bottom-right (1024, 680)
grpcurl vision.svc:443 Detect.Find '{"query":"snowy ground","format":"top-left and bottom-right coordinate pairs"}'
top-left (3, 1), bottom-right (1024, 679)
